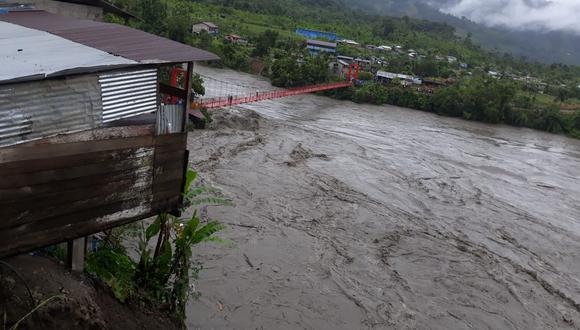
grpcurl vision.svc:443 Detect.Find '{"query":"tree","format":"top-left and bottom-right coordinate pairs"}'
top-left (414, 59), bottom-right (439, 77)
top-left (139, 0), bottom-right (167, 36)
top-left (167, 13), bottom-right (191, 43)
top-left (557, 87), bottom-right (572, 103)
top-left (432, 78), bottom-right (517, 123)
top-left (194, 30), bottom-right (213, 50)
top-left (271, 57), bottom-right (296, 87)
top-left (253, 30), bottom-right (279, 57)
top-left (377, 18), bottom-right (397, 39)
top-left (533, 108), bottom-right (566, 133)
top-left (301, 55), bottom-right (329, 84)
top-left (574, 112), bottom-right (580, 132)
top-left (432, 87), bottom-right (464, 117)
top-left (191, 73), bottom-right (205, 98)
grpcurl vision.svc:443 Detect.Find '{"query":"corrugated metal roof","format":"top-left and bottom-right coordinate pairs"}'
top-left (306, 39), bottom-right (337, 48)
top-left (0, 10), bottom-right (220, 64)
top-left (0, 21), bottom-right (137, 84)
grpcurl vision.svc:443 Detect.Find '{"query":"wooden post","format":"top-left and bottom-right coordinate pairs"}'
top-left (183, 61), bottom-right (194, 133)
top-left (67, 237), bottom-right (86, 273)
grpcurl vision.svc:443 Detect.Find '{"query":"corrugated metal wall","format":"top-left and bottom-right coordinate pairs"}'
top-left (0, 67), bottom-right (161, 147)
top-left (99, 68), bottom-right (158, 123)
top-left (0, 75), bottom-right (102, 147)
top-left (156, 104), bottom-right (184, 135)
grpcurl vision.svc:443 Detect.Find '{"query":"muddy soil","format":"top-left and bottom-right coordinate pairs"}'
top-left (0, 255), bottom-right (178, 330)
top-left (186, 67), bottom-right (580, 330)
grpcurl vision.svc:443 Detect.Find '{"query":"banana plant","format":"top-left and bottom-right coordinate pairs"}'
top-left (134, 169), bottom-right (228, 320)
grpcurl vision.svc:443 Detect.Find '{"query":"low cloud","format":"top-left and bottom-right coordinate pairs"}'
top-left (440, 0), bottom-right (580, 34)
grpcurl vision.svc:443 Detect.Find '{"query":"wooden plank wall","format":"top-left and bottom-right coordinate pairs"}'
top-left (0, 125), bottom-right (187, 258)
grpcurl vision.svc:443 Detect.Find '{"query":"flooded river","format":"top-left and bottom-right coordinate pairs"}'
top-left (186, 67), bottom-right (580, 329)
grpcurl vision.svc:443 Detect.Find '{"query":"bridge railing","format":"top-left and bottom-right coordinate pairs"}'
top-left (195, 81), bottom-right (352, 109)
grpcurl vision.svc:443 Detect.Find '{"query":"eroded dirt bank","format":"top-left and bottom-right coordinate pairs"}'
top-left (186, 67), bottom-right (580, 330)
top-left (0, 255), bottom-right (178, 330)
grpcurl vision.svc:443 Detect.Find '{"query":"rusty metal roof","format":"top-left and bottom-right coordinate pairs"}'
top-left (0, 11), bottom-right (220, 63)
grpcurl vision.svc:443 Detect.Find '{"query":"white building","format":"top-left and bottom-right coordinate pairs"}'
top-left (376, 71), bottom-right (422, 85)
top-left (338, 39), bottom-right (360, 46)
top-left (192, 22), bottom-right (219, 36)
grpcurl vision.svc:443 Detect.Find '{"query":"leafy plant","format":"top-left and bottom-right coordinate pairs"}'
top-left (85, 245), bottom-right (135, 302)
top-left (134, 169), bottom-right (228, 320)
top-left (85, 169), bottom-right (228, 323)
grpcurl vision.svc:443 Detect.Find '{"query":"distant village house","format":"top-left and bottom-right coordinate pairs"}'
top-left (192, 21), bottom-right (219, 36)
top-left (306, 39), bottom-right (337, 56)
top-left (296, 28), bottom-right (338, 41)
top-left (338, 39), bottom-right (360, 46)
top-left (329, 59), bottom-right (350, 77)
top-left (225, 34), bottom-right (247, 45)
top-left (376, 71), bottom-right (422, 86)
top-left (225, 34), bottom-right (248, 45)
top-left (337, 55), bottom-right (354, 63)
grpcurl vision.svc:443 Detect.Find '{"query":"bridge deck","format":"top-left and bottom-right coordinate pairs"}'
top-left (193, 81), bottom-right (352, 110)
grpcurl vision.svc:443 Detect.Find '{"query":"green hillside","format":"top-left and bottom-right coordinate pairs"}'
top-left (335, 0), bottom-right (580, 66)
top-left (170, 0), bottom-right (579, 84)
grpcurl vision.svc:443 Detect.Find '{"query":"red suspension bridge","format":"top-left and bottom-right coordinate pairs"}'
top-left (196, 80), bottom-right (353, 109)
top-left (165, 64), bottom-right (360, 117)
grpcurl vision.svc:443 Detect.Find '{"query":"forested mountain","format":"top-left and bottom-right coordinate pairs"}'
top-left (336, 0), bottom-right (580, 65)
top-left (196, 0), bottom-right (580, 65)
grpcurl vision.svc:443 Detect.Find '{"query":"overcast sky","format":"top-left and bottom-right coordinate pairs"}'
top-left (439, 0), bottom-right (580, 34)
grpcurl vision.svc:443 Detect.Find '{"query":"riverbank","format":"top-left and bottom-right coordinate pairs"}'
top-left (197, 61), bottom-right (580, 140)
top-left (185, 70), bottom-right (580, 329)
top-left (324, 80), bottom-right (580, 140)
top-left (0, 255), bottom-right (179, 330)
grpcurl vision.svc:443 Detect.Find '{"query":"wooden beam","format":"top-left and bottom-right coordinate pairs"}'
top-left (183, 62), bottom-right (194, 132)
top-left (159, 83), bottom-right (187, 99)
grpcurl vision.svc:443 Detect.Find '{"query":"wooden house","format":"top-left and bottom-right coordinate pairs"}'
top-left (0, 10), bottom-right (219, 259)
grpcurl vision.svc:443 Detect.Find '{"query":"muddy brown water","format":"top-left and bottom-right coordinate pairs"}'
top-left (186, 66), bottom-right (580, 330)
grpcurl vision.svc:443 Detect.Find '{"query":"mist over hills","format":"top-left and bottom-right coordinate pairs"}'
top-left (338, 0), bottom-right (580, 65)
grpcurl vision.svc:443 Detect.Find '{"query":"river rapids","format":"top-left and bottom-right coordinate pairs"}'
top-left (185, 67), bottom-right (580, 330)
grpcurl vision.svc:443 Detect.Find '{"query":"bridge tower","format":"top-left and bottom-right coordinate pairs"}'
top-left (346, 63), bottom-right (360, 81)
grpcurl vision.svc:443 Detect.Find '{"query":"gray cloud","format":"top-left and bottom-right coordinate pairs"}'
top-left (439, 0), bottom-right (580, 34)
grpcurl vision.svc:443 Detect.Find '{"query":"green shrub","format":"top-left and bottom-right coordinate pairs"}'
top-left (85, 245), bottom-right (135, 302)
top-left (358, 71), bottom-right (374, 81)
top-left (85, 170), bottom-right (228, 324)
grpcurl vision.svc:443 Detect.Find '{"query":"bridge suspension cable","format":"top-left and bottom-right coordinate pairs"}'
top-left (189, 63), bottom-right (359, 110)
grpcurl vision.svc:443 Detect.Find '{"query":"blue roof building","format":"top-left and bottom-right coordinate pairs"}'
top-left (296, 28), bottom-right (338, 41)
